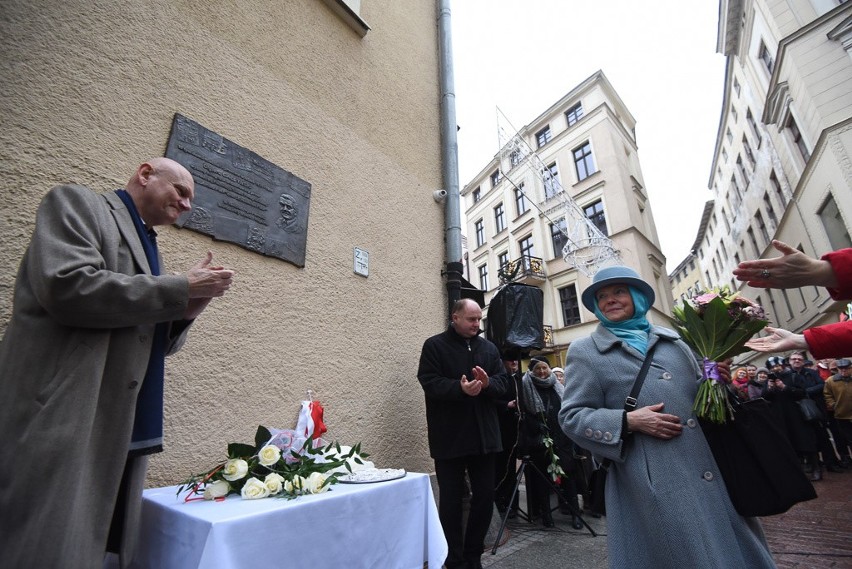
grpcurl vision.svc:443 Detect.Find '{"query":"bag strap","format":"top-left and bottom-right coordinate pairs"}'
top-left (624, 342), bottom-right (658, 412)
top-left (601, 342), bottom-right (658, 470)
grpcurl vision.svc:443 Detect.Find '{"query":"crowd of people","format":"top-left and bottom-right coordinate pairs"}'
top-left (417, 241), bottom-right (850, 569)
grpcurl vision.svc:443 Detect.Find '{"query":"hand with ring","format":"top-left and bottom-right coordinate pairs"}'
top-left (733, 240), bottom-right (838, 289)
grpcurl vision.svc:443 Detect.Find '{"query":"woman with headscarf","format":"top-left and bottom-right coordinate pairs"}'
top-left (519, 357), bottom-right (584, 529)
top-left (558, 266), bottom-right (776, 569)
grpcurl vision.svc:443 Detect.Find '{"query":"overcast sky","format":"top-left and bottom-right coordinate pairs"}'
top-left (450, 0), bottom-right (727, 274)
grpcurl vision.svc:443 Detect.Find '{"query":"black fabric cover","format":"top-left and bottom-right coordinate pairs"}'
top-left (700, 397), bottom-right (817, 517)
top-left (486, 284), bottom-right (544, 353)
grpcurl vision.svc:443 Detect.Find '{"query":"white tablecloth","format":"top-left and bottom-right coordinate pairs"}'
top-left (132, 472), bottom-right (447, 569)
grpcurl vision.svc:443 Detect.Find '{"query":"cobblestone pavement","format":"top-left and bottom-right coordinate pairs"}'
top-left (761, 468), bottom-right (852, 568)
top-left (479, 468), bottom-right (852, 569)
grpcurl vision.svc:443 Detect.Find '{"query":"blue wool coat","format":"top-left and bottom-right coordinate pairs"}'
top-left (559, 325), bottom-right (776, 569)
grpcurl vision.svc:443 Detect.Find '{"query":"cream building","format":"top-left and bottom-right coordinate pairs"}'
top-left (0, 1), bottom-right (451, 485)
top-left (684, 0), bottom-right (852, 363)
top-left (461, 71), bottom-right (673, 365)
top-left (669, 200), bottom-right (715, 306)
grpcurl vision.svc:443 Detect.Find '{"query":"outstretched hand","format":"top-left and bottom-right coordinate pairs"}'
top-left (733, 240), bottom-right (837, 289)
top-left (626, 403), bottom-right (682, 440)
top-left (744, 326), bottom-right (809, 353)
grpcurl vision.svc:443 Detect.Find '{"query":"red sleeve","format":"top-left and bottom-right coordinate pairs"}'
top-left (822, 249), bottom-right (852, 300)
top-left (804, 321), bottom-right (852, 359)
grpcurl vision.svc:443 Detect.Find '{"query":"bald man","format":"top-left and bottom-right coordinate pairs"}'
top-left (417, 298), bottom-right (507, 569)
top-left (0, 158), bottom-right (235, 569)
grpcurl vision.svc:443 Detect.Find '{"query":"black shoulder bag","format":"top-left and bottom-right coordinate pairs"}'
top-left (588, 344), bottom-right (657, 516)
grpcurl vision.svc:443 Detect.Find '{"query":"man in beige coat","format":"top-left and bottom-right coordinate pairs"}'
top-left (0, 158), bottom-right (235, 569)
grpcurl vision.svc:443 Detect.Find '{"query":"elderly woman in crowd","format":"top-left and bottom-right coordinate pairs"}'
top-left (748, 367), bottom-right (772, 400)
top-left (558, 265), bottom-right (776, 569)
top-left (520, 357), bottom-right (583, 529)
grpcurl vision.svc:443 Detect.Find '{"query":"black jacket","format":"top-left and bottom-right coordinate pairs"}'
top-left (417, 326), bottom-right (507, 459)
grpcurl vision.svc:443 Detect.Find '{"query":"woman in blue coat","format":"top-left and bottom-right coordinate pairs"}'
top-left (558, 266), bottom-right (776, 568)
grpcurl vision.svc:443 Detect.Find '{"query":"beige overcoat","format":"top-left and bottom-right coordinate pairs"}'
top-left (0, 185), bottom-right (191, 568)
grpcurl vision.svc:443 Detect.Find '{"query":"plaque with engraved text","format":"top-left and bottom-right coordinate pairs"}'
top-left (164, 113), bottom-right (311, 267)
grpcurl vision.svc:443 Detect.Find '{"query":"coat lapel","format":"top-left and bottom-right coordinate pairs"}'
top-left (103, 191), bottom-right (152, 275)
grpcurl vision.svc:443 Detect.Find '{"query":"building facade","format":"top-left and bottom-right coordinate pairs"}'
top-left (0, 1), bottom-right (448, 484)
top-left (683, 0), bottom-right (852, 364)
top-left (461, 71), bottom-right (673, 365)
top-left (669, 200), bottom-right (715, 305)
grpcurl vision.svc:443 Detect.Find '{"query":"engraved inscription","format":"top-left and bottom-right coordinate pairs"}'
top-left (164, 113), bottom-right (311, 267)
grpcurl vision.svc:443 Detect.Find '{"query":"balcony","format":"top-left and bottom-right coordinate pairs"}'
top-left (498, 255), bottom-right (546, 285)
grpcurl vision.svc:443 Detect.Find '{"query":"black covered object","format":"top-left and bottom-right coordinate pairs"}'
top-left (486, 284), bottom-right (544, 353)
top-left (700, 397), bottom-right (817, 517)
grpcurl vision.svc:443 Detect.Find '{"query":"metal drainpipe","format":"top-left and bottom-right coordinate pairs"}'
top-left (437, 0), bottom-right (463, 320)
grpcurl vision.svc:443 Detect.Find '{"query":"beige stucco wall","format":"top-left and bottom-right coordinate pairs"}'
top-left (0, 0), bottom-right (447, 485)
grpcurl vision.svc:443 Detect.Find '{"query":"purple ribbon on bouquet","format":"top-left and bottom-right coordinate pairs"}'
top-left (703, 358), bottom-right (720, 383)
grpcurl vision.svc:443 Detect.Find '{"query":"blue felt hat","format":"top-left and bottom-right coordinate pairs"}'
top-left (581, 265), bottom-right (655, 312)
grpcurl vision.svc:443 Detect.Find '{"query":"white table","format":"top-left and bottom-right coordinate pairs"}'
top-left (132, 472), bottom-right (447, 569)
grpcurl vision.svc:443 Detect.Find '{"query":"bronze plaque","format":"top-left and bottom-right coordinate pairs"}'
top-left (165, 113), bottom-right (311, 267)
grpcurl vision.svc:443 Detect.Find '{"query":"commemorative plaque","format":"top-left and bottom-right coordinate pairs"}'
top-left (164, 113), bottom-right (311, 267)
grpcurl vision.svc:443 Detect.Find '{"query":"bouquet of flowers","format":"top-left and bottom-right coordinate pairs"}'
top-left (178, 425), bottom-right (368, 501)
top-left (671, 287), bottom-right (769, 424)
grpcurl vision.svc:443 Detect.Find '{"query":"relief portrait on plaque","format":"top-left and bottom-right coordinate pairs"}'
top-left (164, 113), bottom-right (311, 267)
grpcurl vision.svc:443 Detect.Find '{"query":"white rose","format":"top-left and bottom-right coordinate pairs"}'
top-left (306, 471), bottom-right (329, 494)
top-left (222, 458), bottom-right (249, 481)
top-left (203, 479), bottom-right (230, 500)
top-left (264, 472), bottom-right (284, 495)
top-left (292, 475), bottom-right (308, 494)
top-left (258, 444), bottom-right (281, 466)
top-left (241, 477), bottom-right (270, 500)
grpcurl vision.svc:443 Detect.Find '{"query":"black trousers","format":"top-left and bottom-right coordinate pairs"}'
top-left (435, 453), bottom-right (496, 568)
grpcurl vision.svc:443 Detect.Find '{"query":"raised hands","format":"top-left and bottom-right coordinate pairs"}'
top-left (183, 251), bottom-right (235, 319)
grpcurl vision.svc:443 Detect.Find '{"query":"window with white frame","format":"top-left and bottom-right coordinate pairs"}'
top-left (478, 264), bottom-right (489, 291)
top-left (543, 162), bottom-right (561, 198)
top-left (494, 202), bottom-right (506, 234)
top-left (474, 219), bottom-right (484, 248)
top-left (519, 234), bottom-right (535, 260)
top-left (758, 40), bottom-right (774, 73)
top-left (763, 192), bottom-right (777, 228)
top-left (490, 169), bottom-right (502, 188)
top-left (515, 185), bottom-right (529, 215)
top-left (584, 199), bottom-right (608, 236)
top-left (558, 284), bottom-right (581, 326)
top-left (536, 126), bottom-right (552, 148)
top-left (818, 193), bottom-right (852, 250)
top-left (550, 218), bottom-right (568, 259)
top-left (573, 142), bottom-right (596, 181)
top-left (498, 251), bottom-right (509, 272)
top-left (473, 187), bottom-right (481, 203)
top-left (785, 114), bottom-right (810, 162)
top-left (743, 136), bottom-right (755, 168)
top-left (565, 102), bottom-right (584, 126)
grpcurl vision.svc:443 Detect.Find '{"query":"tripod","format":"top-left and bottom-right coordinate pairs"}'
top-left (491, 451), bottom-right (597, 554)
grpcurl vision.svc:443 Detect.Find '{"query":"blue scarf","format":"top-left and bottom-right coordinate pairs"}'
top-left (116, 190), bottom-right (168, 456)
top-left (593, 286), bottom-right (652, 355)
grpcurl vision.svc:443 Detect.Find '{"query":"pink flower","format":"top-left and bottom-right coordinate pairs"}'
top-left (694, 292), bottom-right (719, 305)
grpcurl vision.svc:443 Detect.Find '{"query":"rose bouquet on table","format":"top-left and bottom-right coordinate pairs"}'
top-left (671, 287), bottom-right (769, 424)
top-left (178, 426), bottom-right (369, 501)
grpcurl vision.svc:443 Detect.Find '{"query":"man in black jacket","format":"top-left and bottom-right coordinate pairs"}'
top-left (417, 298), bottom-right (507, 569)
top-left (781, 351), bottom-right (844, 479)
